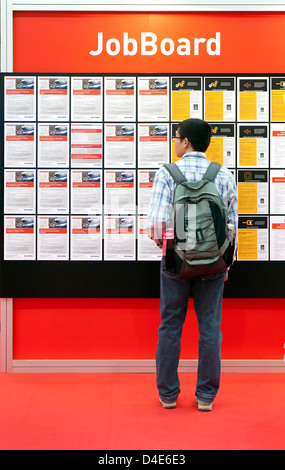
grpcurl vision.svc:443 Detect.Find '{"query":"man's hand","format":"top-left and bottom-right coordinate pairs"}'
top-left (147, 222), bottom-right (166, 249)
top-left (154, 239), bottom-right (163, 249)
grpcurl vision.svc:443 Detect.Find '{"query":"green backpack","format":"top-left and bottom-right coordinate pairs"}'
top-left (163, 161), bottom-right (234, 278)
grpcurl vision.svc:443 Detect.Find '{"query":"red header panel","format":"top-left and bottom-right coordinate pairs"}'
top-left (13, 11), bottom-right (285, 73)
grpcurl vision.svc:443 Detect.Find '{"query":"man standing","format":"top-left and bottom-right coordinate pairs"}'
top-left (147, 118), bottom-right (238, 411)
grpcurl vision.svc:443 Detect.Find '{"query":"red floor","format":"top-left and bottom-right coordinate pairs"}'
top-left (0, 372), bottom-right (284, 450)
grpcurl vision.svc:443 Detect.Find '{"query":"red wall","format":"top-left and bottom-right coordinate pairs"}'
top-left (13, 298), bottom-right (285, 360)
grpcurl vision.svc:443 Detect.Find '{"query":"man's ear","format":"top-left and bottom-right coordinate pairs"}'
top-left (184, 138), bottom-right (194, 152)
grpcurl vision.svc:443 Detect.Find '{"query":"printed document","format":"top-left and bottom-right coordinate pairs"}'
top-left (37, 216), bottom-right (69, 260)
top-left (4, 76), bottom-right (36, 121)
top-left (4, 169), bottom-right (35, 214)
top-left (71, 124), bottom-right (102, 168)
top-left (4, 215), bottom-right (35, 260)
top-left (138, 77), bottom-right (169, 121)
top-left (71, 76), bottom-right (102, 121)
top-left (104, 124), bottom-right (136, 168)
top-left (38, 76), bottom-right (69, 121)
top-left (104, 170), bottom-right (135, 214)
top-left (38, 123), bottom-right (69, 167)
top-left (4, 123), bottom-right (36, 167)
top-left (38, 170), bottom-right (69, 214)
top-left (104, 216), bottom-right (136, 260)
top-left (138, 123), bottom-right (169, 168)
top-left (71, 170), bottom-right (102, 214)
top-left (71, 216), bottom-right (102, 260)
top-left (104, 77), bottom-right (136, 121)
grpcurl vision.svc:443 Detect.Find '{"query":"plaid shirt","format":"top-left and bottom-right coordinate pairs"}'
top-left (147, 152), bottom-right (238, 257)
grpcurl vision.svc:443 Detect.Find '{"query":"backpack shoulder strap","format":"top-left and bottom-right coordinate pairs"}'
top-left (164, 163), bottom-right (187, 184)
top-left (203, 162), bottom-right (221, 182)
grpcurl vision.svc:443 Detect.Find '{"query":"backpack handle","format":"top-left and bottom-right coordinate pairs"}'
top-left (164, 163), bottom-right (187, 183)
top-left (203, 162), bottom-right (221, 182)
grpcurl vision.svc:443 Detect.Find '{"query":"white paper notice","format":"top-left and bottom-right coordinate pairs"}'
top-left (138, 77), bottom-right (169, 121)
top-left (104, 77), bottom-right (136, 121)
top-left (138, 124), bottom-right (169, 168)
top-left (4, 123), bottom-right (36, 167)
top-left (37, 216), bottom-right (69, 260)
top-left (138, 170), bottom-right (156, 214)
top-left (4, 170), bottom-right (35, 214)
top-left (104, 170), bottom-right (135, 214)
top-left (4, 76), bottom-right (36, 121)
top-left (4, 216), bottom-right (35, 260)
top-left (270, 216), bottom-right (285, 260)
top-left (71, 124), bottom-right (102, 168)
top-left (38, 170), bottom-right (69, 214)
top-left (104, 216), bottom-right (135, 260)
top-left (270, 170), bottom-right (285, 214)
top-left (270, 124), bottom-right (285, 168)
top-left (71, 170), bottom-right (102, 214)
top-left (138, 216), bottom-right (162, 261)
top-left (38, 77), bottom-right (69, 121)
top-left (71, 76), bottom-right (102, 121)
top-left (38, 124), bottom-right (69, 167)
top-left (71, 216), bottom-right (102, 260)
top-left (104, 124), bottom-right (136, 168)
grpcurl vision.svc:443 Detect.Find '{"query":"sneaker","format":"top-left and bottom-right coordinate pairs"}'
top-left (195, 396), bottom-right (214, 411)
top-left (159, 397), bottom-right (176, 409)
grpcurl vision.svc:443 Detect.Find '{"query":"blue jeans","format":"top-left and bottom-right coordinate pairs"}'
top-left (156, 262), bottom-right (226, 404)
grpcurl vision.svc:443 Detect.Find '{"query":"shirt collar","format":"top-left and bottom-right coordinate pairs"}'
top-left (182, 151), bottom-right (208, 160)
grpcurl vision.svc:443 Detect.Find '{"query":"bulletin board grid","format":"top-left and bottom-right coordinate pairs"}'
top-left (1, 72), bottom-right (285, 298)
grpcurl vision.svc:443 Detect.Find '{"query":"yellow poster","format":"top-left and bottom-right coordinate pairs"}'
top-left (238, 78), bottom-right (269, 121)
top-left (172, 90), bottom-right (190, 121)
top-left (239, 92), bottom-right (257, 121)
top-left (204, 77), bottom-right (235, 121)
top-left (206, 137), bottom-right (223, 165)
top-left (271, 89), bottom-right (285, 121)
top-left (207, 123), bottom-right (235, 167)
top-left (239, 138), bottom-right (257, 166)
top-left (237, 216), bottom-right (268, 260)
top-left (205, 91), bottom-right (223, 121)
top-left (238, 182), bottom-right (258, 213)
top-left (238, 229), bottom-right (258, 260)
top-left (171, 77), bottom-right (202, 121)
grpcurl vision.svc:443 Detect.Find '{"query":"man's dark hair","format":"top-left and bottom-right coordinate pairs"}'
top-left (177, 118), bottom-right (211, 152)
